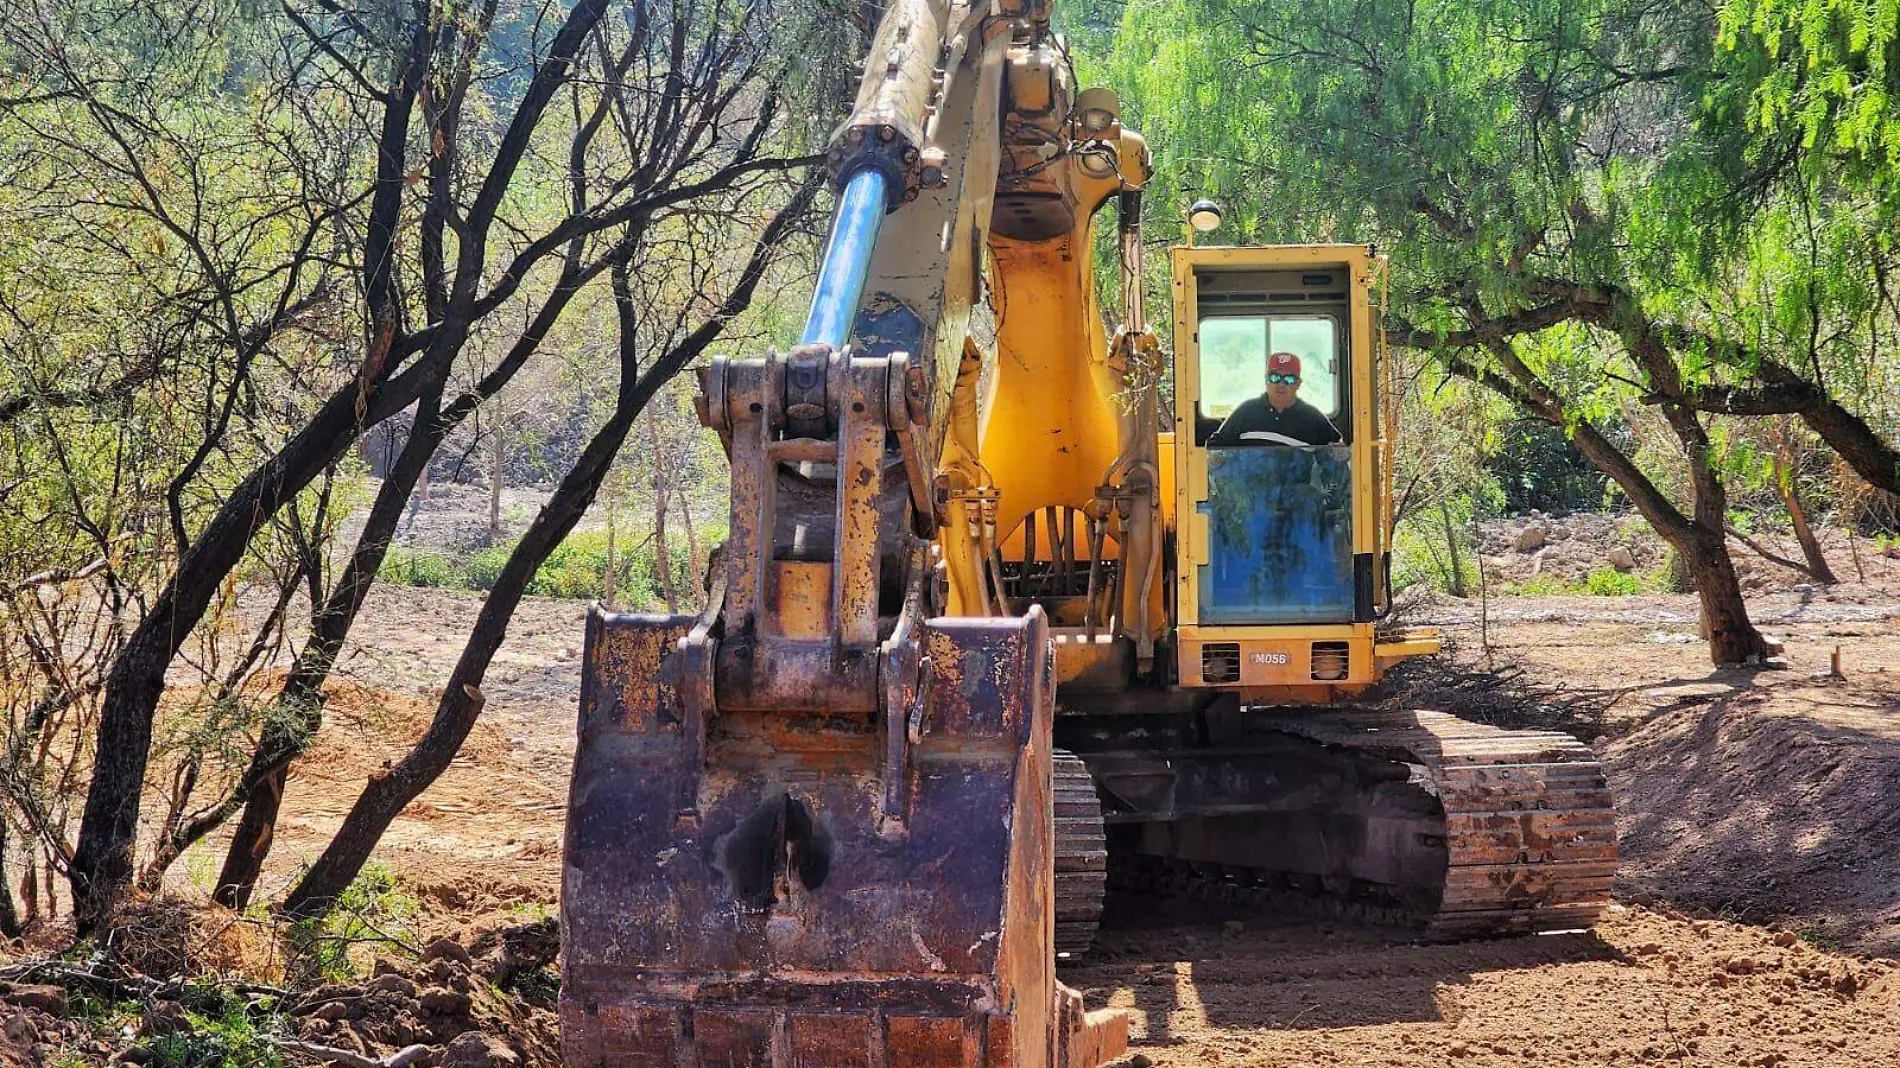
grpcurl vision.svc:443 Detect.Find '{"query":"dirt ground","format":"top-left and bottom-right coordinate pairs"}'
top-left (225, 531), bottom-right (1900, 1068)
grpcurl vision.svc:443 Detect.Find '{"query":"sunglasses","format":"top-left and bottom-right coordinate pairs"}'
top-left (1266, 372), bottom-right (1301, 385)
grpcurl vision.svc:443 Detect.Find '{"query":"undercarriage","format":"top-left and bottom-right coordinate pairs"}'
top-left (1051, 699), bottom-right (1617, 952)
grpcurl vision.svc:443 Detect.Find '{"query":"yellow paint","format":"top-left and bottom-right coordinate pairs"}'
top-left (939, 122), bottom-right (1165, 642)
top-left (1168, 244), bottom-right (1432, 694)
top-left (932, 193), bottom-right (1435, 693)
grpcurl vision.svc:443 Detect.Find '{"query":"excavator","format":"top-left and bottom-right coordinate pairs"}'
top-left (558, 1), bottom-right (1618, 1064)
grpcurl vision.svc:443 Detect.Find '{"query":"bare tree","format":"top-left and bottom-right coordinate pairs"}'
top-left (44, 0), bottom-right (817, 933)
top-left (283, 177), bottom-right (820, 917)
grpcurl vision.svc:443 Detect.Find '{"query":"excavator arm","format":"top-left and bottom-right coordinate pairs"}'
top-left (559, 2), bottom-right (1147, 1064)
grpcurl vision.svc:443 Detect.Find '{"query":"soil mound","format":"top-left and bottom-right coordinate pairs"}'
top-left (1607, 678), bottom-right (1900, 954)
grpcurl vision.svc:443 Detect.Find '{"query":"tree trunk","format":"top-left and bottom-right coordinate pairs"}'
top-left (0, 817), bottom-right (20, 939)
top-left (1774, 423), bottom-right (1836, 584)
top-left (1676, 527), bottom-right (1774, 662)
top-left (680, 489), bottom-right (704, 611)
top-left (210, 395), bottom-right (455, 909)
top-left (1749, 360), bottom-right (1900, 497)
top-left (67, 350), bottom-right (457, 933)
top-left (277, 183), bottom-right (814, 919)
top-left (602, 499), bottom-right (619, 608)
top-left (648, 411), bottom-right (680, 611)
top-left (1464, 337), bottom-right (1772, 666)
top-left (281, 393), bottom-right (645, 919)
top-left (1437, 501), bottom-right (1468, 597)
top-left (488, 411), bottom-right (506, 543)
top-left (19, 847), bottom-right (36, 929)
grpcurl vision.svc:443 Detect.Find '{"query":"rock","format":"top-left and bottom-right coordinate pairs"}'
top-left (139, 1001), bottom-right (192, 1038)
top-left (423, 937), bottom-right (475, 969)
top-left (1, 1013), bottom-right (36, 1045)
top-left (1514, 524), bottom-right (1548, 553)
top-left (444, 1032), bottom-right (518, 1068)
top-left (1723, 956), bottom-right (1757, 974)
top-left (1608, 547), bottom-right (1637, 572)
top-left (370, 973), bottom-right (420, 998)
top-left (418, 987), bottom-right (472, 1016)
top-left (313, 1001), bottom-right (358, 1022)
top-left (387, 1045), bottom-right (434, 1068)
top-left (0, 984), bottom-right (65, 1015)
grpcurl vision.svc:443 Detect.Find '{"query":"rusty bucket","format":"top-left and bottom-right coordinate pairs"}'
top-left (560, 606), bottom-right (1123, 1067)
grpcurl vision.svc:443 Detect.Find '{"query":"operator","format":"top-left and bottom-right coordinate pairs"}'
top-left (1209, 350), bottom-right (1342, 447)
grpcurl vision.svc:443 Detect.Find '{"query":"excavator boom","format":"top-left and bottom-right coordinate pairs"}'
top-left (560, 1), bottom-right (1617, 1063)
top-left (560, 1), bottom-right (1139, 1064)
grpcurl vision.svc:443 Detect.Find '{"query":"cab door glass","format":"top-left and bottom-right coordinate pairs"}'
top-left (1197, 315), bottom-right (1341, 439)
top-left (1198, 448), bottom-right (1355, 624)
top-left (1194, 313), bottom-right (1353, 624)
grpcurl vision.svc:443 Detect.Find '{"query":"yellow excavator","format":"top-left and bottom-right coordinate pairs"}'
top-left (558, 1), bottom-right (1617, 1064)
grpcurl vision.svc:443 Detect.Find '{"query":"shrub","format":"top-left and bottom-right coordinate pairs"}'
top-left (525, 530), bottom-right (690, 607)
top-left (146, 1004), bottom-right (282, 1068)
top-left (288, 861), bottom-right (418, 982)
top-left (1583, 568), bottom-right (1642, 596)
top-left (528, 531), bottom-right (615, 600)
top-left (378, 547), bottom-right (460, 588)
top-left (463, 544), bottom-right (514, 591)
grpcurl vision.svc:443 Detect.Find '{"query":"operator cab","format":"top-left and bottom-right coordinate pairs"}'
top-left (1170, 246), bottom-right (1426, 696)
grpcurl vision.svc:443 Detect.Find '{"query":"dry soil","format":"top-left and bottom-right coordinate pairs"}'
top-left (230, 534), bottom-right (1900, 1068)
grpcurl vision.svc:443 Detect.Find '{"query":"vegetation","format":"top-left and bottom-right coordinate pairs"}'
top-left (1088, 0), bottom-right (1898, 653)
top-left (288, 860), bottom-right (418, 983)
top-left (0, 0), bottom-right (1892, 976)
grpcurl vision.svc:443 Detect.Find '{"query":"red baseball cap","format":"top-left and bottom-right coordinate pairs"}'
top-left (1268, 351), bottom-right (1302, 377)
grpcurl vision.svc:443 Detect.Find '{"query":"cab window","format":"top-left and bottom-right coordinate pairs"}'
top-left (1196, 314), bottom-right (1342, 442)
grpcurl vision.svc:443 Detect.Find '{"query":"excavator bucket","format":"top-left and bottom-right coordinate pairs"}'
top-left (560, 606), bottom-right (1127, 1067)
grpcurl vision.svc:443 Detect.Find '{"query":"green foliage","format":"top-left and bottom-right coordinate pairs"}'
top-left (289, 861), bottom-right (417, 982)
top-left (1716, 0), bottom-right (1900, 191)
top-left (463, 545), bottom-right (515, 592)
top-left (1583, 568), bottom-right (1644, 596)
top-left (527, 531), bottom-right (634, 601)
top-left (1390, 504), bottom-right (1482, 597)
top-left (1091, 0), bottom-right (1900, 554)
top-left (1487, 421), bottom-right (1618, 515)
top-left (145, 1004), bottom-right (283, 1068)
top-left (374, 528), bottom-right (702, 609)
top-left (378, 547), bottom-right (462, 589)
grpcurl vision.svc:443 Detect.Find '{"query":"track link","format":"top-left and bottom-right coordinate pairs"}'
top-left (1053, 750), bottom-right (1108, 956)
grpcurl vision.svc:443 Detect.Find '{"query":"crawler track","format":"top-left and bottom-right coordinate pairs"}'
top-left (1099, 710), bottom-right (1617, 938)
top-left (1054, 750), bottom-right (1109, 956)
top-left (1256, 709), bottom-right (1617, 935)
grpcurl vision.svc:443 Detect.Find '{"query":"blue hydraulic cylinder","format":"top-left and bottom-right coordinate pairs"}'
top-left (799, 169), bottom-right (890, 350)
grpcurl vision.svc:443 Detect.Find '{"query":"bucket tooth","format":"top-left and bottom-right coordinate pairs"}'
top-left (561, 607), bottom-right (1126, 1068)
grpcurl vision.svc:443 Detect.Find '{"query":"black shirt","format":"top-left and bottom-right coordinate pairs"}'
top-left (1209, 396), bottom-right (1342, 447)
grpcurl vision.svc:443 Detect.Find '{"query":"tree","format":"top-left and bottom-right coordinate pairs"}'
top-left (1097, 0), bottom-right (1900, 662)
top-left (28, 0), bottom-right (817, 933)
top-left (282, 177), bottom-right (820, 918)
